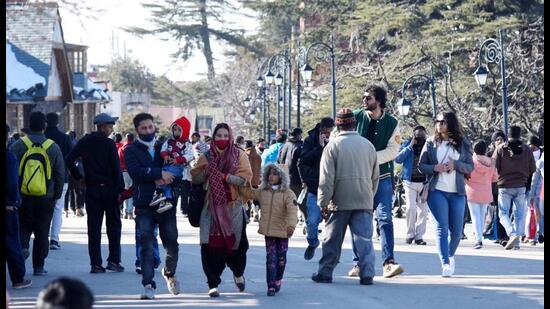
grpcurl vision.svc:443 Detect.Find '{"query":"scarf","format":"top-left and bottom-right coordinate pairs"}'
top-left (137, 136), bottom-right (157, 158)
top-left (205, 125), bottom-right (241, 254)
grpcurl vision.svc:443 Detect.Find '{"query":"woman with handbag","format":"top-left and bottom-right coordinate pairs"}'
top-left (190, 123), bottom-right (252, 297)
top-left (419, 112), bottom-right (473, 277)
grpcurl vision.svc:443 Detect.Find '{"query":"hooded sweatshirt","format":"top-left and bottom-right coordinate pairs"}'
top-left (160, 116), bottom-right (195, 179)
top-left (493, 139), bottom-right (537, 188)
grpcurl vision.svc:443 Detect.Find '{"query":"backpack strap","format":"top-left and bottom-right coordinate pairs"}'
top-left (21, 136), bottom-right (33, 149)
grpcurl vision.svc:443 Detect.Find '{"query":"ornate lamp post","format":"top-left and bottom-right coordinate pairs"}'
top-left (300, 34), bottom-right (337, 118)
top-left (474, 28), bottom-right (509, 134)
top-left (397, 66), bottom-right (437, 118)
top-left (267, 51), bottom-right (292, 130)
top-left (257, 58), bottom-right (273, 141)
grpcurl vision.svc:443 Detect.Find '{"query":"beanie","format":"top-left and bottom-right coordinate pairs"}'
top-left (335, 108), bottom-right (356, 126)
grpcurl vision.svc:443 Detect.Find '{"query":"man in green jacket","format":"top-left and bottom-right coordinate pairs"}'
top-left (350, 85), bottom-right (404, 278)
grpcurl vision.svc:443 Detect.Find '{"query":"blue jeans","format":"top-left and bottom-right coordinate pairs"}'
top-left (159, 164), bottom-right (184, 200)
top-left (6, 209), bottom-right (26, 284)
top-left (319, 210), bottom-right (375, 279)
top-left (498, 187), bottom-right (526, 238)
top-left (353, 177), bottom-right (394, 264)
top-left (306, 193), bottom-right (322, 248)
top-left (135, 205), bottom-right (179, 289)
top-left (428, 189), bottom-right (465, 265)
top-left (135, 222), bottom-right (160, 268)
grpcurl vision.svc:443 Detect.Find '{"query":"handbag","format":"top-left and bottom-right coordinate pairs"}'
top-left (187, 152), bottom-right (210, 227)
top-left (419, 143), bottom-right (452, 203)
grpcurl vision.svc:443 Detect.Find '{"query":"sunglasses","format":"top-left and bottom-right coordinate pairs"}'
top-left (434, 119), bottom-right (446, 124)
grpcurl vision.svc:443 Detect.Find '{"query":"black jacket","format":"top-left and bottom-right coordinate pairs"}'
top-left (278, 137), bottom-right (303, 186)
top-left (297, 123), bottom-right (326, 194)
top-left (123, 140), bottom-right (164, 208)
top-left (65, 132), bottom-right (123, 191)
top-left (45, 126), bottom-right (72, 182)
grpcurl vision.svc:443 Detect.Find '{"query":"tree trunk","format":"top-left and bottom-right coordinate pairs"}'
top-left (199, 0), bottom-right (215, 81)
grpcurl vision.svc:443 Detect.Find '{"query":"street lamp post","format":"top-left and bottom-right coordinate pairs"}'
top-left (300, 34), bottom-right (337, 118)
top-left (257, 58), bottom-right (274, 141)
top-left (474, 28), bottom-right (509, 134)
top-left (396, 65), bottom-right (437, 118)
top-left (256, 76), bottom-right (267, 141)
top-left (267, 51), bottom-right (292, 131)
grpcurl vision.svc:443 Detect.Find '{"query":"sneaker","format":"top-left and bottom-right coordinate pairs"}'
top-left (163, 268), bottom-right (181, 295)
top-left (347, 265), bottom-right (360, 277)
top-left (530, 239), bottom-right (537, 246)
top-left (304, 246), bottom-right (316, 260)
top-left (414, 239), bottom-right (427, 245)
top-left (441, 264), bottom-right (452, 277)
top-left (473, 242), bottom-right (482, 249)
top-left (76, 208), bottom-right (85, 217)
top-left (382, 260), bottom-right (404, 278)
top-left (135, 266), bottom-right (142, 275)
top-left (449, 256), bottom-right (455, 275)
top-left (156, 200), bottom-right (174, 214)
top-left (234, 275), bottom-right (245, 292)
top-left (267, 288), bottom-right (276, 296)
top-left (91, 265), bottom-right (106, 273)
top-left (33, 267), bottom-right (48, 276)
top-left (461, 234), bottom-right (467, 240)
top-left (521, 236), bottom-right (529, 243)
top-left (12, 278), bottom-right (32, 289)
top-left (505, 236), bottom-right (520, 250)
top-left (311, 273), bottom-right (332, 283)
top-left (208, 288), bottom-right (220, 297)
top-left (405, 238), bottom-right (414, 244)
top-left (49, 240), bottom-right (61, 250)
top-left (538, 234), bottom-right (544, 244)
top-left (360, 277), bottom-right (374, 285)
top-left (149, 192), bottom-right (167, 207)
top-left (274, 280), bottom-right (281, 293)
top-left (106, 262), bottom-right (125, 272)
top-left (141, 284), bottom-right (155, 300)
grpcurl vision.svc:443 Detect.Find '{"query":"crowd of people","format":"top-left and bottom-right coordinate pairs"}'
top-left (5, 84), bottom-right (544, 302)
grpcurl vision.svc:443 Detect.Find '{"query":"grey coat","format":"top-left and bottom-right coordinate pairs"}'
top-left (418, 138), bottom-right (474, 196)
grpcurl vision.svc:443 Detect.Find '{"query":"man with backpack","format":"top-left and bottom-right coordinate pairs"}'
top-left (9, 111), bottom-right (65, 276)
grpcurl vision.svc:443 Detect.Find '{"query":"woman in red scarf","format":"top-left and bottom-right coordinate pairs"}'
top-left (191, 123), bottom-right (252, 297)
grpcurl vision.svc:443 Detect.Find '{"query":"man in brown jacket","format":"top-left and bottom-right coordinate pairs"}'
top-left (311, 108), bottom-right (379, 286)
top-left (245, 140), bottom-right (262, 221)
top-left (493, 125), bottom-right (537, 250)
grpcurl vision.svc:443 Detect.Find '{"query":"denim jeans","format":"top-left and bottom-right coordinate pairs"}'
top-left (319, 210), bottom-right (375, 279)
top-left (50, 183), bottom-right (68, 242)
top-left (6, 209), bottom-right (26, 284)
top-left (135, 205), bottom-right (179, 289)
top-left (159, 164), bottom-right (184, 200)
top-left (135, 222), bottom-right (161, 268)
top-left (427, 189), bottom-right (465, 265)
top-left (498, 187), bottom-right (526, 238)
top-left (467, 202), bottom-right (488, 243)
top-left (305, 193), bottom-right (322, 248)
top-left (353, 177), bottom-right (394, 264)
top-left (122, 172), bottom-right (134, 214)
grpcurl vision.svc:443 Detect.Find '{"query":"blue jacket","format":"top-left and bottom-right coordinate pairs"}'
top-left (6, 148), bottom-right (21, 208)
top-left (261, 142), bottom-right (284, 166)
top-left (124, 140), bottom-right (164, 208)
top-left (395, 139), bottom-right (415, 181)
top-left (418, 138), bottom-right (474, 196)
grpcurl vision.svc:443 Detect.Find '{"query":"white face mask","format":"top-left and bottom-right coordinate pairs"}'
top-left (271, 185), bottom-right (279, 190)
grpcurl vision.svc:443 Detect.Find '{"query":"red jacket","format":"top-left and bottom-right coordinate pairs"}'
top-left (160, 116), bottom-right (192, 164)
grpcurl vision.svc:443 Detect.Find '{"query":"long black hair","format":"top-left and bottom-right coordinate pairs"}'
top-left (434, 111), bottom-right (464, 151)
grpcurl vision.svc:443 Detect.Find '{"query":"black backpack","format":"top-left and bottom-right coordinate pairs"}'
top-left (188, 151), bottom-right (210, 227)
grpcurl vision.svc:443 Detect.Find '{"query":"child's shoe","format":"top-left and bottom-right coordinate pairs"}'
top-left (156, 200), bottom-right (173, 214)
top-left (150, 191), bottom-right (167, 207)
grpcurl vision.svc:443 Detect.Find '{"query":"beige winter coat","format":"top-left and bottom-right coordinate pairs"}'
top-left (240, 164), bottom-right (298, 238)
top-left (318, 130), bottom-right (379, 211)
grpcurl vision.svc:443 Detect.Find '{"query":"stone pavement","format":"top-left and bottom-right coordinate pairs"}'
top-left (6, 210), bottom-right (544, 308)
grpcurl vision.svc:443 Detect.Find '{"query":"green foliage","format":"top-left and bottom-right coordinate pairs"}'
top-left (101, 57), bottom-right (155, 93)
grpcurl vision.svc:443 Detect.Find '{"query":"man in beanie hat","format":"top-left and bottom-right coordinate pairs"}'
top-left (351, 85), bottom-right (404, 278)
top-left (312, 108), bottom-right (379, 285)
top-left (493, 125), bottom-right (536, 250)
top-left (65, 113), bottom-right (125, 273)
top-left (278, 127), bottom-right (305, 219)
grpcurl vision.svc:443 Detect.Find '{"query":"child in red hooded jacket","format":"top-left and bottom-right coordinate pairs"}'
top-left (150, 116), bottom-right (194, 213)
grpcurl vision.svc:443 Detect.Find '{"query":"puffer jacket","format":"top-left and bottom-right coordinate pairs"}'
top-left (240, 163), bottom-right (298, 238)
top-left (465, 154), bottom-right (498, 204)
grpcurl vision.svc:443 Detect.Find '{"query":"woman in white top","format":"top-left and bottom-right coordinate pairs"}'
top-left (419, 112), bottom-right (474, 277)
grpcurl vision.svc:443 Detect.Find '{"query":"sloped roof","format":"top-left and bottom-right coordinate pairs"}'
top-left (73, 73), bottom-right (110, 102)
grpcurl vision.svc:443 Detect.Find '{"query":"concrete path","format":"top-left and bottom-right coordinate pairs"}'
top-left (6, 210), bottom-right (544, 308)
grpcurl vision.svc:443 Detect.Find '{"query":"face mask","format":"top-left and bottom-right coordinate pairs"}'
top-left (214, 140), bottom-right (229, 150)
top-left (139, 133), bottom-right (156, 142)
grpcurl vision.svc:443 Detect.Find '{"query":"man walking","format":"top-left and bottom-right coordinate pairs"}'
top-left (493, 125), bottom-right (537, 250)
top-left (65, 113), bottom-right (125, 273)
top-left (395, 125), bottom-right (429, 245)
top-left (351, 85), bottom-right (404, 278)
top-left (298, 117), bottom-right (335, 260)
top-left (44, 113), bottom-right (73, 250)
top-left (312, 108), bottom-right (379, 285)
top-left (124, 113), bottom-right (180, 300)
top-left (10, 112), bottom-right (65, 276)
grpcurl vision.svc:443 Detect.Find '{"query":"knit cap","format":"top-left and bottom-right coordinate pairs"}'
top-left (335, 108), bottom-right (356, 126)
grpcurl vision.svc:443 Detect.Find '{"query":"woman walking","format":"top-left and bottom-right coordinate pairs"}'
top-left (419, 112), bottom-right (473, 277)
top-left (191, 123), bottom-right (252, 297)
top-left (465, 140), bottom-right (498, 249)
top-left (240, 163), bottom-right (297, 296)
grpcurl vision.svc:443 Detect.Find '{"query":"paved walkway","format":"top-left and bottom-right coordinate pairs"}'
top-left (6, 210), bottom-right (544, 308)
